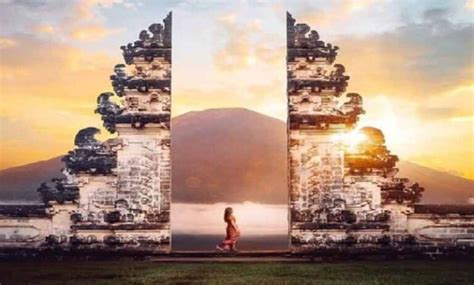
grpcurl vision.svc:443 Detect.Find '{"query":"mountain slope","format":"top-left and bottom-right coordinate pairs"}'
top-left (0, 156), bottom-right (64, 202)
top-left (171, 108), bottom-right (287, 203)
top-left (397, 161), bottom-right (473, 204)
top-left (1, 108), bottom-right (472, 204)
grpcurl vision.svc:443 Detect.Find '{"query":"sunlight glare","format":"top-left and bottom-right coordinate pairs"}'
top-left (246, 55), bottom-right (257, 65)
top-left (331, 130), bottom-right (367, 153)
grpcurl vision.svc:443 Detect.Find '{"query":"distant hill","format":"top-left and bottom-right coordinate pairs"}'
top-left (397, 161), bottom-right (473, 204)
top-left (0, 108), bottom-right (472, 204)
top-left (0, 156), bottom-right (64, 202)
top-left (171, 108), bottom-right (287, 203)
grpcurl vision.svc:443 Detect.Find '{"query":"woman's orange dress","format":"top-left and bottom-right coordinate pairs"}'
top-left (221, 216), bottom-right (239, 248)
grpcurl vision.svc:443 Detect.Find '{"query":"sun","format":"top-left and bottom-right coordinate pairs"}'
top-left (345, 131), bottom-right (367, 153)
top-left (331, 130), bottom-right (368, 153)
top-left (245, 55), bottom-right (257, 66)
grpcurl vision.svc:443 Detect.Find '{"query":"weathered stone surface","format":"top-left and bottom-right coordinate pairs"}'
top-left (98, 13), bottom-right (172, 134)
top-left (0, 12), bottom-right (172, 253)
top-left (37, 178), bottom-right (80, 204)
top-left (86, 12), bottom-right (172, 251)
top-left (287, 12), bottom-right (473, 252)
top-left (0, 205), bottom-right (48, 218)
top-left (0, 216), bottom-right (52, 248)
top-left (288, 12), bottom-right (365, 249)
top-left (62, 127), bottom-right (119, 174)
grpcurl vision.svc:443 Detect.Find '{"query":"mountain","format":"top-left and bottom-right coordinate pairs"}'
top-left (0, 156), bottom-right (64, 202)
top-left (397, 161), bottom-right (473, 204)
top-left (0, 108), bottom-right (472, 204)
top-left (172, 108), bottom-right (287, 203)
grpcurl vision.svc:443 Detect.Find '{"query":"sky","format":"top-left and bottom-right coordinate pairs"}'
top-left (0, 0), bottom-right (473, 179)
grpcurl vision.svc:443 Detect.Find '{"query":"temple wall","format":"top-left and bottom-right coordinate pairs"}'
top-left (408, 214), bottom-right (474, 246)
top-left (50, 203), bottom-right (76, 243)
top-left (0, 217), bottom-right (52, 248)
top-left (344, 176), bottom-right (384, 222)
top-left (116, 125), bottom-right (170, 216)
top-left (289, 128), bottom-right (345, 223)
top-left (114, 125), bottom-right (171, 249)
top-left (383, 204), bottom-right (411, 233)
top-left (76, 175), bottom-right (117, 223)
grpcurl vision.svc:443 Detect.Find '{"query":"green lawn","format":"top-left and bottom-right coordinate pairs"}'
top-left (0, 260), bottom-right (473, 285)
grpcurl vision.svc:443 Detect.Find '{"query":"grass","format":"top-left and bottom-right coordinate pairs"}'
top-left (0, 260), bottom-right (473, 284)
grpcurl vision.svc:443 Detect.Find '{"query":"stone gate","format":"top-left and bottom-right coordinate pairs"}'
top-left (0, 12), bottom-right (472, 255)
top-left (286, 12), bottom-right (473, 252)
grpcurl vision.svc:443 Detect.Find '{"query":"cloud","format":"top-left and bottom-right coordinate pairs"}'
top-left (0, 34), bottom-right (117, 80)
top-left (295, 0), bottom-right (380, 27)
top-left (336, 8), bottom-right (474, 98)
top-left (0, 34), bottom-right (118, 169)
top-left (466, 0), bottom-right (474, 9)
top-left (173, 78), bottom-right (286, 121)
top-left (415, 84), bottom-right (474, 121)
top-left (0, 0), bottom-right (124, 42)
top-left (32, 23), bottom-right (55, 34)
top-left (213, 13), bottom-right (283, 72)
top-left (69, 25), bottom-right (121, 41)
top-left (325, 7), bottom-right (474, 178)
top-left (73, 0), bottom-right (124, 20)
top-left (0, 37), bottom-right (17, 49)
top-left (65, 0), bottom-right (125, 41)
top-left (213, 16), bottom-right (258, 72)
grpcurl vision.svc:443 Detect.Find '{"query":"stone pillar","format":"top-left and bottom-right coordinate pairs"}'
top-left (287, 12), bottom-right (363, 251)
top-left (96, 12), bottom-right (172, 252)
top-left (114, 13), bottom-right (172, 252)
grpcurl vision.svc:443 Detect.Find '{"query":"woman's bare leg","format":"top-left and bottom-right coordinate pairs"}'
top-left (217, 240), bottom-right (232, 251)
top-left (229, 241), bottom-right (238, 251)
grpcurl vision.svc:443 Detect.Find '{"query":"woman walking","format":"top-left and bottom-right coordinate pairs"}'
top-left (216, 207), bottom-right (240, 252)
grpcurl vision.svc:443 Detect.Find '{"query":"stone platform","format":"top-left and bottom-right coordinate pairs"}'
top-left (1, 248), bottom-right (474, 262)
top-left (151, 251), bottom-right (306, 263)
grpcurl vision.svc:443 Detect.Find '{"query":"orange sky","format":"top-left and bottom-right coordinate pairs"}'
top-left (0, 0), bottom-right (473, 179)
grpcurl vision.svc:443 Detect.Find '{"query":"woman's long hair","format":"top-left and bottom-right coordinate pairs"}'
top-left (224, 207), bottom-right (233, 222)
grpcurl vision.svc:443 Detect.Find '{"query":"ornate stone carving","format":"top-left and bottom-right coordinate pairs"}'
top-left (99, 14), bottom-right (172, 134)
top-left (0, 205), bottom-right (48, 218)
top-left (287, 13), bottom-right (362, 131)
top-left (345, 127), bottom-right (398, 175)
top-left (287, 13), bottom-right (435, 252)
top-left (287, 12), bottom-right (339, 62)
top-left (381, 180), bottom-right (424, 204)
top-left (37, 178), bottom-right (79, 204)
top-left (121, 12), bottom-right (172, 64)
top-left (62, 127), bottom-right (119, 174)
